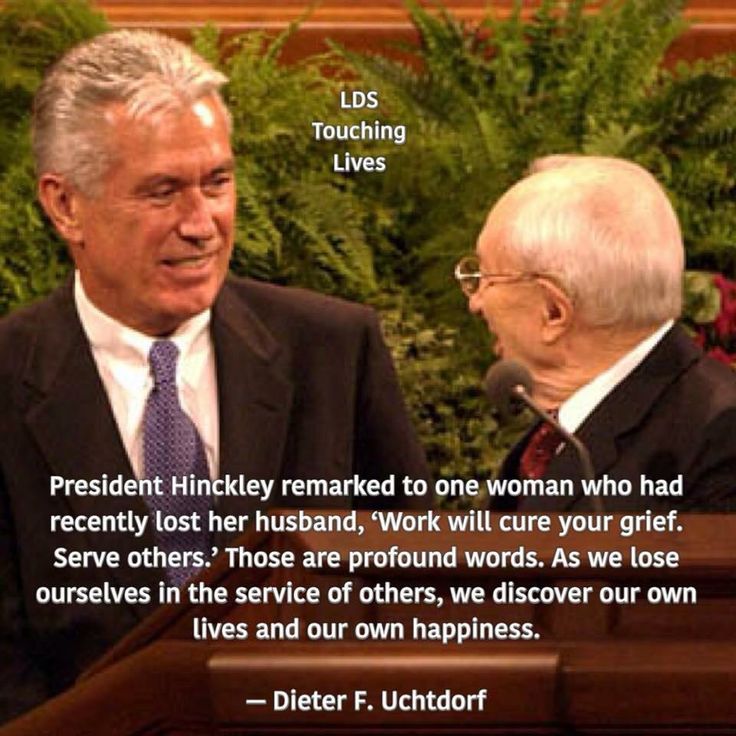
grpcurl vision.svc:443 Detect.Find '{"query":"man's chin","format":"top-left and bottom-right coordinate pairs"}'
top-left (144, 292), bottom-right (217, 336)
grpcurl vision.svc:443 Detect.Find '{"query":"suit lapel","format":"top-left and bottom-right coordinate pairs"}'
top-left (23, 279), bottom-right (296, 581)
top-left (545, 324), bottom-right (701, 509)
top-left (21, 284), bottom-right (162, 615)
top-left (211, 281), bottom-right (294, 541)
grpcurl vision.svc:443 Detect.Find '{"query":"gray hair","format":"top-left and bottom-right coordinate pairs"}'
top-left (491, 155), bottom-right (684, 328)
top-left (32, 29), bottom-right (229, 195)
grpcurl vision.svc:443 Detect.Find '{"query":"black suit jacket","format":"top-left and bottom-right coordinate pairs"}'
top-left (495, 325), bottom-right (736, 512)
top-left (0, 276), bottom-right (430, 723)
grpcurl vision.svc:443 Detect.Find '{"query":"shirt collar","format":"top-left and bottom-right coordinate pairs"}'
top-left (559, 320), bottom-right (674, 434)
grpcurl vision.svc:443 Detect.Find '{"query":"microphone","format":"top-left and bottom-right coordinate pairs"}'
top-left (483, 360), bottom-right (534, 421)
top-left (483, 360), bottom-right (604, 513)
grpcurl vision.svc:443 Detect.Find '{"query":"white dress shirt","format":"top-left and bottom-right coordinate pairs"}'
top-left (558, 320), bottom-right (674, 434)
top-left (74, 272), bottom-right (219, 478)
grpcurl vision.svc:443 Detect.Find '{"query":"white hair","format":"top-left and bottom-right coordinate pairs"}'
top-left (32, 29), bottom-right (229, 195)
top-left (490, 155), bottom-right (684, 328)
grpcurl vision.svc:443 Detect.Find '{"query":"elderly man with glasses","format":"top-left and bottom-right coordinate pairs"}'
top-left (456, 155), bottom-right (736, 511)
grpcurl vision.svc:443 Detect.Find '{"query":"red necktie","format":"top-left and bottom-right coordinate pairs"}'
top-left (519, 413), bottom-right (563, 480)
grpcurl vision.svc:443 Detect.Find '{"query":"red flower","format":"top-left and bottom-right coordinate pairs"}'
top-left (713, 274), bottom-right (736, 339)
top-left (707, 346), bottom-right (736, 367)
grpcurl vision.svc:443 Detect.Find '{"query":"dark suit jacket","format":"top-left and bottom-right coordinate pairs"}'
top-left (495, 325), bottom-right (736, 512)
top-left (0, 276), bottom-right (430, 723)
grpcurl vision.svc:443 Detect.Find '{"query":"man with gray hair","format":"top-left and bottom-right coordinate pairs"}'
top-left (456, 155), bottom-right (736, 511)
top-left (0, 30), bottom-right (428, 722)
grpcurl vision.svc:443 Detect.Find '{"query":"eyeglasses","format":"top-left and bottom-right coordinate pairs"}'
top-left (454, 255), bottom-right (544, 297)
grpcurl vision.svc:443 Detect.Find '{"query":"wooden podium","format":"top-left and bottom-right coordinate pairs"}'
top-left (3, 512), bottom-right (736, 735)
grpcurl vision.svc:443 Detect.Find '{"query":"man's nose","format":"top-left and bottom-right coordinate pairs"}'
top-left (178, 188), bottom-right (216, 243)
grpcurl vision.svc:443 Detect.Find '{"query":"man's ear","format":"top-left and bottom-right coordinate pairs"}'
top-left (37, 174), bottom-right (84, 247)
top-left (538, 278), bottom-right (574, 344)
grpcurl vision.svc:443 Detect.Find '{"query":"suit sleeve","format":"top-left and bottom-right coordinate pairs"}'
top-left (352, 310), bottom-right (433, 508)
top-left (0, 468), bottom-right (49, 725)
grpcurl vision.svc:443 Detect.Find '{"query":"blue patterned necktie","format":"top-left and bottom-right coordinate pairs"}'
top-left (143, 339), bottom-right (211, 588)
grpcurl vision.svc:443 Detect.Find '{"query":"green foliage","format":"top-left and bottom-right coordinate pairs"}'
top-left (334, 0), bottom-right (736, 474)
top-left (195, 26), bottom-right (383, 300)
top-left (375, 291), bottom-right (527, 495)
top-left (0, 0), bottom-right (107, 174)
top-left (1, 0), bottom-right (735, 477)
top-left (0, 0), bottom-right (106, 313)
top-left (0, 161), bottom-right (69, 313)
top-left (337, 0), bottom-right (736, 315)
top-left (683, 271), bottom-right (722, 325)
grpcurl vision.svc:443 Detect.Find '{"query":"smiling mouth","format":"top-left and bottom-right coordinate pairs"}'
top-left (161, 251), bottom-right (218, 269)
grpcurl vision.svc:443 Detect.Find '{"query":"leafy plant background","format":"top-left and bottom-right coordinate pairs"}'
top-left (0, 0), bottom-right (734, 483)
